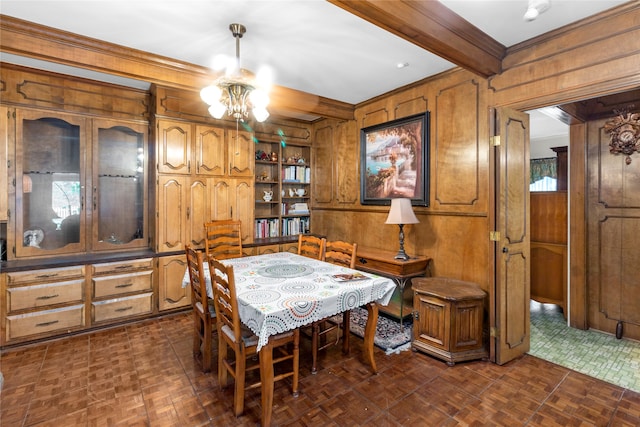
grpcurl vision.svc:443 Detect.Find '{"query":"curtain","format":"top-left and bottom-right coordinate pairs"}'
top-left (530, 157), bottom-right (557, 184)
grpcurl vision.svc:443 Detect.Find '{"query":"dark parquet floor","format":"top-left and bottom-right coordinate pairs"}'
top-left (1, 311), bottom-right (639, 426)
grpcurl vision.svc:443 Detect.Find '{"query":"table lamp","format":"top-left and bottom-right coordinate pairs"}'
top-left (385, 198), bottom-right (419, 260)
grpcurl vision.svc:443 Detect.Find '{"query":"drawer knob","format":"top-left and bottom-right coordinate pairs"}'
top-left (115, 306), bottom-right (133, 312)
top-left (115, 283), bottom-right (133, 288)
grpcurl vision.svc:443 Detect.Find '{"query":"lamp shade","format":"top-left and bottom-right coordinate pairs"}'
top-left (385, 198), bottom-right (419, 225)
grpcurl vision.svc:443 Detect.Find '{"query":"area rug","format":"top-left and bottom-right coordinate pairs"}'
top-left (348, 307), bottom-right (413, 355)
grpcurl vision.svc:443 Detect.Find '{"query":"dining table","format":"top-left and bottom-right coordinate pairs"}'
top-left (182, 251), bottom-right (396, 426)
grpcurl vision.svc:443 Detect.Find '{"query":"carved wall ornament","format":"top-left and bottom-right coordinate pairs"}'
top-left (604, 105), bottom-right (640, 165)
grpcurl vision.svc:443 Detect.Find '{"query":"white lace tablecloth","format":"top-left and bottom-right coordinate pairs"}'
top-left (182, 251), bottom-right (396, 351)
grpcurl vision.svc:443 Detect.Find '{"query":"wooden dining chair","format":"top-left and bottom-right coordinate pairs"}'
top-left (204, 219), bottom-right (243, 260)
top-left (185, 244), bottom-right (217, 372)
top-left (309, 240), bottom-right (358, 373)
top-left (208, 254), bottom-right (299, 417)
top-left (297, 234), bottom-right (326, 260)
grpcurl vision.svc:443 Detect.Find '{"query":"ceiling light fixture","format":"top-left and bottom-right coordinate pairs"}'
top-left (523, 0), bottom-right (551, 22)
top-left (200, 23), bottom-right (269, 123)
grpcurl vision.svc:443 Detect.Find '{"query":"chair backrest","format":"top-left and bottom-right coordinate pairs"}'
top-left (204, 220), bottom-right (243, 260)
top-left (298, 234), bottom-right (326, 260)
top-left (185, 244), bottom-right (210, 317)
top-left (324, 240), bottom-right (358, 268)
top-left (208, 255), bottom-right (242, 342)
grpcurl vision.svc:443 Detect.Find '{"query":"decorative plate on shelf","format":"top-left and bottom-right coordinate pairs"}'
top-left (24, 228), bottom-right (44, 248)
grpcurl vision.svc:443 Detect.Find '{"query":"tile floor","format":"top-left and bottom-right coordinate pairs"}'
top-left (529, 301), bottom-right (640, 393)
top-left (1, 310), bottom-right (640, 426)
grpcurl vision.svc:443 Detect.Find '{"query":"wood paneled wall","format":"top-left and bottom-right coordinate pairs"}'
top-left (586, 116), bottom-right (640, 340)
top-left (312, 69), bottom-right (491, 290)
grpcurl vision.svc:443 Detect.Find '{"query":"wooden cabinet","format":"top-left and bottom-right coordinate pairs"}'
top-left (154, 119), bottom-right (255, 253)
top-left (3, 265), bottom-right (86, 344)
top-left (412, 277), bottom-right (487, 365)
top-left (156, 119), bottom-right (227, 176)
top-left (157, 254), bottom-right (191, 311)
top-left (12, 109), bottom-right (148, 259)
top-left (254, 140), bottom-right (312, 241)
top-left (90, 258), bottom-right (153, 324)
top-left (156, 119), bottom-right (253, 177)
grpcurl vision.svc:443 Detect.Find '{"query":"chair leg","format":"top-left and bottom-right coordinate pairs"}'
top-left (218, 337), bottom-right (228, 388)
top-left (202, 322), bottom-right (212, 372)
top-left (234, 348), bottom-right (247, 417)
top-left (193, 313), bottom-right (202, 357)
top-left (311, 322), bottom-right (320, 374)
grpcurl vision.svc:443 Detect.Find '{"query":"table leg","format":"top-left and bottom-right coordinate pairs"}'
top-left (259, 342), bottom-right (274, 427)
top-left (364, 302), bottom-right (379, 374)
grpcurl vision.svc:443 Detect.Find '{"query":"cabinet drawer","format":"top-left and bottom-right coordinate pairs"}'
top-left (92, 270), bottom-right (153, 298)
top-left (92, 292), bottom-right (153, 323)
top-left (7, 279), bottom-right (84, 312)
top-left (91, 258), bottom-right (153, 275)
top-left (8, 266), bottom-right (85, 285)
top-left (6, 304), bottom-right (85, 341)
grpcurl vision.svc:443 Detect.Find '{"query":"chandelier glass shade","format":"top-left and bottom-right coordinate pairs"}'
top-left (200, 23), bottom-right (269, 123)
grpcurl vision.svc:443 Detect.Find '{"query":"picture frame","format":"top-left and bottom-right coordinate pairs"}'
top-left (360, 112), bottom-right (430, 206)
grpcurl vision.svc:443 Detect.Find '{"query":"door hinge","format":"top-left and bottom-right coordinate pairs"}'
top-left (489, 231), bottom-right (500, 241)
top-left (490, 136), bottom-right (501, 146)
top-left (412, 311), bottom-right (419, 320)
top-left (490, 326), bottom-right (499, 337)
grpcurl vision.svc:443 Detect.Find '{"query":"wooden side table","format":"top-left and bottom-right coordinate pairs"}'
top-left (355, 247), bottom-right (431, 328)
top-left (412, 277), bottom-right (488, 365)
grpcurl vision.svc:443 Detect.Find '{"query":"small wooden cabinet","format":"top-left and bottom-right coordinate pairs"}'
top-left (412, 277), bottom-right (487, 365)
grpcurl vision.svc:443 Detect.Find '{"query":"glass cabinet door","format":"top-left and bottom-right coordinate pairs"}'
top-left (92, 119), bottom-right (147, 250)
top-left (15, 110), bottom-right (86, 257)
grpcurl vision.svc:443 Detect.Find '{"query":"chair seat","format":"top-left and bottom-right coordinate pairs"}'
top-left (195, 301), bottom-right (217, 318)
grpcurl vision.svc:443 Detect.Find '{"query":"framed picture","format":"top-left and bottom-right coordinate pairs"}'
top-left (360, 112), bottom-right (430, 206)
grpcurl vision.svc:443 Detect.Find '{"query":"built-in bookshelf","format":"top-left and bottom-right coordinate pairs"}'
top-left (254, 140), bottom-right (311, 241)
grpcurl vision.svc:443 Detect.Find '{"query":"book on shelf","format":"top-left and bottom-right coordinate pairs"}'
top-left (282, 165), bottom-right (310, 183)
top-left (288, 202), bottom-right (309, 215)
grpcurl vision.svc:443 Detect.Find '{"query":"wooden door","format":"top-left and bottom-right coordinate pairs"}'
top-left (195, 124), bottom-right (225, 176)
top-left (157, 254), bottom-right (190, 311)
top-left (187, 178), bottom-right (208, 248)
top-left (494, 107), bottom-right (531, 365)
top-left (228, 129), bottom-right (254, 176)
top-left (209, 179), bottom-right (232, 220)
top-left (231, 177), bottom-right (254, 243)
top-left (15, 109), bottom-right (87, 258)
top-left (157, 119), bottom-right (190, 175)
top-left (156, 175), bottom-right (187, 252)
top-left (209, 178), bottom-right (254, 243)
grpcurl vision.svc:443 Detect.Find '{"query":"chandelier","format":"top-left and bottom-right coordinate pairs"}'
top-left (200, 23), bottom-right (270, 123)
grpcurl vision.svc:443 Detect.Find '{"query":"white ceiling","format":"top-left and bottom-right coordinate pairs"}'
top-left (0, 0), bottom-right (628, 136)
